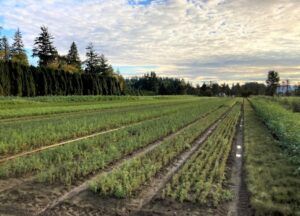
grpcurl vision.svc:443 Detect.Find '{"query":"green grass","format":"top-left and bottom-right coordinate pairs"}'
top-left (244, 100), bottom-right (300, 215)
top-left (250, 97), bottom-right (300, 170)
top-left (259, 96), bottom-right (300, 112)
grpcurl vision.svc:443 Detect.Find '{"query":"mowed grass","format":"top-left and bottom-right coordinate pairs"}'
top-left (244, 100), bottom-right (300, 215)
top-left (250, 97), bottom-right (300, 169)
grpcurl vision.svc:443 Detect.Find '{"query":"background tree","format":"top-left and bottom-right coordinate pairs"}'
top-left (32, 26), bottom-right (57, 67)
top-left (11, 28), bottom-right (28, 65)
top-left (67, 42), bottom-right (81, 71)
top-left (0, 36), bottom-right (10, 61)
top-left (84, 43), bottom-right (99, 74)
top-left (98, 54), bottom-right (110, 75)
top-left (231, 83), bottom-right (242, 96)
top-left (266, 71), bottom-right (280, 96)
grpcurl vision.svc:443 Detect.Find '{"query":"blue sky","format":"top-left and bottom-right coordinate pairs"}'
top-left (0, 0), bottom-right (300, 84)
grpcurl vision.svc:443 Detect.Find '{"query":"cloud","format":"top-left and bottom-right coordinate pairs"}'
top-left (0, 0), bottom-right (299, 84)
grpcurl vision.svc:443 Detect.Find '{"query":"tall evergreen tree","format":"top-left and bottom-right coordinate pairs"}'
top-left (98, 54), bottom-right (110, 75)
top-left (32, 26), bottom-right (57, 67)
top-left (11, 28), bottom-right (28, 65)
top-left (84, 43), bottom-right (99, 73)
top-left (67, 42), bottom-right (81, 69)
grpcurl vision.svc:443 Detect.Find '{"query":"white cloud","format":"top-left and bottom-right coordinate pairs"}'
top-left (0, 0), bottom-right (299, 84)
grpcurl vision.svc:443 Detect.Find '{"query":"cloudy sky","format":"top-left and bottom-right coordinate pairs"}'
top-left (0, 0), bottom-right (299, 85)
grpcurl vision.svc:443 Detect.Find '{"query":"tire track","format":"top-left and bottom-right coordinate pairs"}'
top-left (223, 104), bottom-right (244, 216)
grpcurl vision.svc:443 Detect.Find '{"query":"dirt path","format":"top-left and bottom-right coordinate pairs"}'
top-left (37, 106), bottom-right (232, 216)
top-left (226, 110), bottom-right (243, 216)
top-left (225, 100), bottom-right (252, 216)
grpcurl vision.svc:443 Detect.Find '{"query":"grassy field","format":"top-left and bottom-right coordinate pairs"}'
top-left (0, 95), bottom-right (298, 215)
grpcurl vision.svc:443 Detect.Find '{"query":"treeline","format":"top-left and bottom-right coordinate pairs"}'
top-left (1, 26), bottom-right (299, 97)
top-left (0, 61), bottom-right (123, 96)
top-left (124, 71), bottom-right (265, 96)
top-left (0, 26), bottom-right (125, 96)
top-left (125, 72), bottom-right (189, 95)
top-left (126, 71), bottom-right (299, 97)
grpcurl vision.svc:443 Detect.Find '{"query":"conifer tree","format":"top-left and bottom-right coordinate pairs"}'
top-left (0, 36), bottom-right (10, 61)
top-left (84, 43), bottom-right (99, 73)
top-left (67, 41), bottom-right (81, 69)
top-left (11, 28), bottom-right (28, 65)
top-left (98, 54), bottom-right (109, 75)
top-left (32, 26), bottom-right (57, 67)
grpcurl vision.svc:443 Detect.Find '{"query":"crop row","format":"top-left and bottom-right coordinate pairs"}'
top-left (0, 99), bottom-right (235, 185)
top-left (250, 97), bottom-right (300, 168)
top-left (88, 103), bottom-right (239, 198)
top-left (0, 98), bottom-right (223, 156)
top-left (162, 104), bottom-right (240, 206)
top-left (243, 100), bottom-right (300, 215)
top-left (0, 96), bottom-right (198, 119)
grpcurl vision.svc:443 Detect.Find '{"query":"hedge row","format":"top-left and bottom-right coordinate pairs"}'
top-left (0, 61), bottom-right (123, 96)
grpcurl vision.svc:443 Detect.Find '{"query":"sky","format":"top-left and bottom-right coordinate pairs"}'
top-left (0, 0), bottom-right (300, 85)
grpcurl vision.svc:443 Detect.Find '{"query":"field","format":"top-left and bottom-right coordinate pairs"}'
top-left (0, 96), bottom-right (299, 216)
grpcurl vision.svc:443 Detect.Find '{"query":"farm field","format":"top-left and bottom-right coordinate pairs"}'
top-left (0, 96), bottom-right (299, 216)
